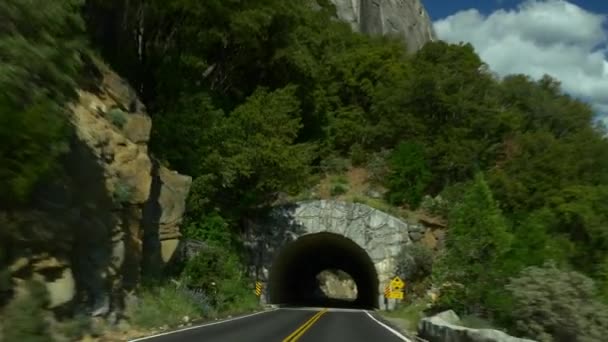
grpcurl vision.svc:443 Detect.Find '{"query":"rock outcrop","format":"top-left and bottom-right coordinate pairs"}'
top-left (317, 269), bottom-right (358, 300)
top-left (329, 0), bottom-right (436, 52)
top-left (5, 59), bottom-right (191, 318)
top-left (419, 310), bottom-right (537, 342)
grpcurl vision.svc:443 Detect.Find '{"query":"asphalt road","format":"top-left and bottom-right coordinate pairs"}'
top-left (129, 307), bottom-right (411, 342)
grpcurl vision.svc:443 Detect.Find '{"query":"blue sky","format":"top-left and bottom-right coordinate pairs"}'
top-left (425, 0), bottom-right (608, 124)
top-left (424, 0), bottom-right (607, 21)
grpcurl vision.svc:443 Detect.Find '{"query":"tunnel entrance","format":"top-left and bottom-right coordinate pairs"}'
top-left (268, 232), bottom-right (379, 309)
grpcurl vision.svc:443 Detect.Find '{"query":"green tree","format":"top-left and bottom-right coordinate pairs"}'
top-left (0, 0), bottom-right (85, 204)
top-left (433, 174), bottom-right (512, 313)
top-left (386, 142), bottom-right (431, 208)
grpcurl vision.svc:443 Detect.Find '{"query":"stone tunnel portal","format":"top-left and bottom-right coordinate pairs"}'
top-left (268, 232), bottom-right (379, 309)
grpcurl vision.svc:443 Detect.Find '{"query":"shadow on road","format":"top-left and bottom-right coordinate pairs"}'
top-left (275, 297), bottom-right (374, 310)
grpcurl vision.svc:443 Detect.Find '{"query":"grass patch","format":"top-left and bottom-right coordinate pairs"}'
top-left (459, 315), bottom-right (498, 330)
top-left (53, 315), bottom-right (91, 342)
top-left (3, 280), bottom-right (51, 342)
top-left (383, 300), bottom-right (429, 331)
top-left (126, 283), bottom-right (208, 329)
top-left (328, 174), bottom-right (350, 197)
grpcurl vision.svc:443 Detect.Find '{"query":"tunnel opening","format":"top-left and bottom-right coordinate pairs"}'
top-left (268, 232), bottom-right (379, 309)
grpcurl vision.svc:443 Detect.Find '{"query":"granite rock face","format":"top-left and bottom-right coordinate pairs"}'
top-left (5, 60), bottom-right (191, 318)
top-left (419, 310), bottom-right (537, 342)
top-left (329, 0), bottom-right (436, 52)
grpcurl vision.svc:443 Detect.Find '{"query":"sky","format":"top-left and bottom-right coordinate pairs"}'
top-left (423, 0), bottom-right (608, 126)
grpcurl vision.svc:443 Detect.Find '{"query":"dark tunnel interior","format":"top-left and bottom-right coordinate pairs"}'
top-left (268, 232), bottom-right (379, 309)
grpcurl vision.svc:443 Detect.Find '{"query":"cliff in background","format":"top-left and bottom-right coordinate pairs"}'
top-left (329, 0), bottom-right (436, 52)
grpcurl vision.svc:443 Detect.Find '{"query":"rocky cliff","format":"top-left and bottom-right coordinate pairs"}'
top-left (5, 59), bottom-right (191, 319)
top-left (329, 0), bottom-right (436, 52)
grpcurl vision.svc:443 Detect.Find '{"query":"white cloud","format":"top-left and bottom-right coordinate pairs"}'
top-left (434, 0), bottom-right (608, 120)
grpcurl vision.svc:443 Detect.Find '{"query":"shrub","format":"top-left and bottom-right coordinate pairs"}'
top-left (107, 108), bottom-right (128, 128)
top-left (183, 211), bottom-right (231, 246)
top-left (349, 143), bottom-right (368, 166)
top-left (506, 264), bottom-right (608, 342)
top-left (113, 180), bottom-right (134, 205)
top-left (366, 149), bottom-right (390, 184)
top-left (181, 246), bottom-right (259, 313)
top-left (385, 142), bottom-right (431, 208)
top-left (432, 175), bottom-right (512, 314)
top-left (3, 280), bottom-right (51, 342)
top-left (385, 300), bottom-right (429, 331)
top-left (127, 282), bottom-right (207, 329)
top-left (53, 314), bottom-right (91, 341)
top-left (330, 183), bottom-right (348, 196)
top-left (320, 155), bottom-right (350, 174)
top-left (396, 243), bottom-right (434, 283)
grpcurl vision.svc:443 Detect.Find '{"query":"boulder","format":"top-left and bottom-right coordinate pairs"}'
top-left (419, 310), bottom-right (537, 342)
top-left (317, 269), bottom-right (358, 300)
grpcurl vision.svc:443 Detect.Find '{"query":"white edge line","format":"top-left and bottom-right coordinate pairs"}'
top-left (128, 308), bottom-right (279, 341)
top-left (365, 311), bottom-right (412, 342)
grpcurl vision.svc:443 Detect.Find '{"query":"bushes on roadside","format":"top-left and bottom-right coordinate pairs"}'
top-left (126, 282), bottom-right (208, 329)
top-left (2, 281), bottom-right (51, 342)
top-left (432, 175), bottom-right (512, 315)
top-left (181, 246), bottom-right (258, 313)
top-left (506, 264), bottom-right (608, 342)
top-left (396, 243), bottom-right (433, 284)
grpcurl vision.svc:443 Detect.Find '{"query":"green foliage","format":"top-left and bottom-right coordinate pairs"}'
top-left (181, 246), bottom-right (258, 312)
top-left (366, 150), bottom-right (390, 184)
top-left (83, 0), bottom-right (608, 330)
top-left (113, 180), bottom-right (134, 205)
top-left (107, 108), bottom-right (128, 128)
top-left (53, 315), bottom-right (91, 341)
top-left (396, 243), bottom-right (434, 283)
top-left (0, 0), bottom-right (85, 205)
top-left (127, 282), bottom-right (207, 329)
top-left (183, 211), bottom-right (231, 246)
top-left (330, 183), bottom-right (349, 196)
top-left (320, 155), bottom-right (351, 174)
top-left (386, 142), bottom-right (431, 208)
top-left (328, 174), bottom-right (349, 196)
top-left (506, 264), bottom-right (608, 342)
top-left (349, 143), bottom-right (368, 166)
top-left (433, 174), bottom-right (512, 314)
top-left (384, 300), bottom-right (429, 331)
top-left (3, 281), bottom-right (51, 342)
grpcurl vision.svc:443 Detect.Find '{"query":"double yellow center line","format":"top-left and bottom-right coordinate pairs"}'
top-left (282, 308), bottom-right (328, 342)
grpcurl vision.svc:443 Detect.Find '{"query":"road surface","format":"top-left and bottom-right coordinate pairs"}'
top-left (129, 307), bottom-right (412, 342)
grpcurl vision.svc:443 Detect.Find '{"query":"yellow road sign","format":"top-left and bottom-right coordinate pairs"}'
top-left (255, 282), bottom-right (263, 296)
top-left (387, 291), bottom-right (404, 300)
top-left (390, 276), bottom-right (405, 291)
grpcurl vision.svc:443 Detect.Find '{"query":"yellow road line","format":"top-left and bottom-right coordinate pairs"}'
top-left (282, 308), bottom-right (328, 342)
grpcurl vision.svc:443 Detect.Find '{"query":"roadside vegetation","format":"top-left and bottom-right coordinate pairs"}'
top-left (2, 0), bottom-right (608, 341)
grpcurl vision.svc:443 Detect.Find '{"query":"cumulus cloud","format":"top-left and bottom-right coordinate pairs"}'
top-left (434, 0), bottom-right (608, 120)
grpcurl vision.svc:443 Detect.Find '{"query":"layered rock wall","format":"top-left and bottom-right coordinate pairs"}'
top-left (5, 60), bottom-right (191, 318)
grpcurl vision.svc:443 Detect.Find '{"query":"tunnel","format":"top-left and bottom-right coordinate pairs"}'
top-left (268, 232), bottom-right (379, 309)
